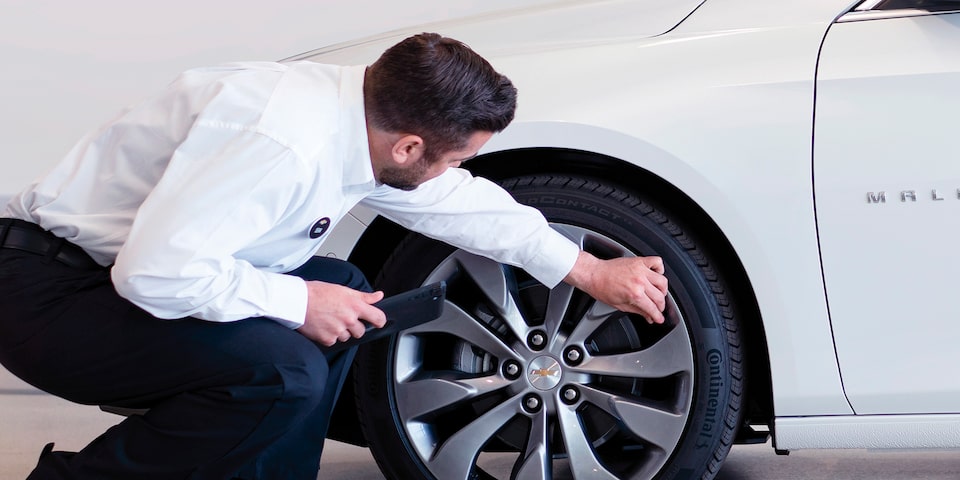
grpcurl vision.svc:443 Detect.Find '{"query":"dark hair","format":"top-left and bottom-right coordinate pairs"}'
top-left (365, 33), bottom-right (517, 161)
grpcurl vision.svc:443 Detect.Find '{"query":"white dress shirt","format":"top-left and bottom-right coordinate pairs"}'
top-left (3, 61), bottom-right (580, 328)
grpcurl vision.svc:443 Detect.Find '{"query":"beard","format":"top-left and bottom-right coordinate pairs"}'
top-left (377, 156), bottom-right (433, 191)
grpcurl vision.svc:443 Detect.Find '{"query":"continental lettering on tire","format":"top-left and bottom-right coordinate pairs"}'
top-left (696, 349), bottom-right (724, 449)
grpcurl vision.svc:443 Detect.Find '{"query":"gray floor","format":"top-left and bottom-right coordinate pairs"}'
top-left (2, 367), bottom-right (958, 479)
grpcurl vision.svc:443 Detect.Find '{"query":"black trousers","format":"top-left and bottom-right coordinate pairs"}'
top-left (0, 244), bottom-right (370, 479)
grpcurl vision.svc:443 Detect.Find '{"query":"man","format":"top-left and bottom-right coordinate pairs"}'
top-left (0, 33), bottom-right (667, 478)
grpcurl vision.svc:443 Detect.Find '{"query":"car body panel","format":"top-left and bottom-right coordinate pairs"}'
top-left (814, 10), bottom-right (960, 414)
top-left (288, 0), bottom-right (707, 64)
top-left (314, 0), bottom-right (860, 417)
top-left (309, 0), bottom-right (960, 450)
top-left (317, 210), bottom-right (370, 260)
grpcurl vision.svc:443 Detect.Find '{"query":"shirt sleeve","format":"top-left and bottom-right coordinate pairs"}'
top-left (111, 124), bottom-right (309, 328)
top-left (360, 168), bottom-right (580, 288)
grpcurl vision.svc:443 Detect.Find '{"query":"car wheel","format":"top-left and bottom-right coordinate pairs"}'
top-left (355, 174), bottom-right (743, 479)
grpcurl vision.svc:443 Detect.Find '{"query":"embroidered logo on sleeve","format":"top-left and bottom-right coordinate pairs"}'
top-left (308, 217), bottom-right (331, 239)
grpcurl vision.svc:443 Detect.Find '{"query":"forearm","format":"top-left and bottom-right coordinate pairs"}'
top-left (364, 169), bottom-right (579, 287)
top-left (563, 250), bottom-right (602, 291)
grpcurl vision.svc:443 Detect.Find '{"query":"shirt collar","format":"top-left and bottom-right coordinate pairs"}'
top-left (338, 65), bottom-right (376, 189)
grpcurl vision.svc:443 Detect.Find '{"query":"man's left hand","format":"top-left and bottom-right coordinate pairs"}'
top-left (564, 251), bottom-right (668, 324)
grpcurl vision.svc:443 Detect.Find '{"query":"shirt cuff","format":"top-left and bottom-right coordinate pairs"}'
top-left (522, 229), bottom-right (580, 288)
top-left (264, 274), bottom-right (308, 329)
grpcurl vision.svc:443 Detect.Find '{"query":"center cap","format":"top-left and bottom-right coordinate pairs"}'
top-left (527, 356), bottom-right (562, 391)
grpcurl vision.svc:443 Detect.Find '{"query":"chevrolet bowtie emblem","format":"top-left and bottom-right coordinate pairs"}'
top-left (527, 356), bottom-right (563, 390)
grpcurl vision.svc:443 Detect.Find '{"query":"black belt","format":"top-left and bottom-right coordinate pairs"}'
top-left (0, 218), bottom-right (102, 270)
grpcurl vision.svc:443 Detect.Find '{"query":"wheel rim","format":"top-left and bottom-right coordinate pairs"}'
top-left (389, 224), bottom-right (696, 480)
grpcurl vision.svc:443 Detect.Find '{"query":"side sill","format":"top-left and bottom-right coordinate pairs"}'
top-left (774, 414), bottom-right (960, 450)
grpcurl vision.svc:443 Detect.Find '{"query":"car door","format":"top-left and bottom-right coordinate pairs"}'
top-left (813, 0), bottom-right (960, 414)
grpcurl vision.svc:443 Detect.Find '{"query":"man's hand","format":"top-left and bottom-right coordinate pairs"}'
top-left (564, 251), bottom-right (668, 324)
top-left (297, 281), bottom-right (386, 346)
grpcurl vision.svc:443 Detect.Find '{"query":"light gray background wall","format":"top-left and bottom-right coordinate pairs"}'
top-left (0, 0), bottom-right (556, 201)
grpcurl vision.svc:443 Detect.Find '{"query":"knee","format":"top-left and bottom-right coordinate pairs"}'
top-left (339, 262), bottom-right (372, 292)
top-left (325, 260), bottom-right (372, 292)
top-left (275, 351), bottom-right (330, 411)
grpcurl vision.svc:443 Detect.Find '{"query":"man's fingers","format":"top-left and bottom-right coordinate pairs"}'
top-left (318, 334), bottom-right (338, 347)
top-left (358, 302), bottom-right (387, 329)
top-left (649, 282), bottom-right (667, 311)
top-left (345, 319), bottom-right (367, 338)
top-left (616, 293), bottom-right (662, 324)
top-left (643, 256), bottom-right (665, 274)
top-left (651, 271), bottom-right (668, 295)
top-left (362, 290), bottom-right (385, 304)
top-left (637, 297), bottom-right (665, 324)
top-left (639, 257), bottom-right (668, 310)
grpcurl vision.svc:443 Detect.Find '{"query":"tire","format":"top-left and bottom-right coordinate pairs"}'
top-left (354, 174), bottom-right (744, 480)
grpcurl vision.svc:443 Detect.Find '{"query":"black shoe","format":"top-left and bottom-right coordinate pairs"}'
top-left (40, 442), bottom-right (53, 460)
top-left (38, 442), bottom-right (55, 459)
top-left (27, 442), bottom-right (75, 479)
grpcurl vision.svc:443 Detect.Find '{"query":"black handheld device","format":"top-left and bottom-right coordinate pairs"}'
top-left (324, 281), bottom-right (447, 352)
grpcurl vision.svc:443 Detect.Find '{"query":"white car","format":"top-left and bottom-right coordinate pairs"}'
top-left (295, 0), bottom-right (960, 478)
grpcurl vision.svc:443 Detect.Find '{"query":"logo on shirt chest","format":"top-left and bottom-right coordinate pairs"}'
top-left (308, 217), bottom-right (331, 239)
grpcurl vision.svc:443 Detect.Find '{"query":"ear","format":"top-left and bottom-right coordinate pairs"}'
top-left (391, 135), bottom-right (424, 166)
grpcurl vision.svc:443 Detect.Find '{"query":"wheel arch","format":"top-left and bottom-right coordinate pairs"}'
top-left (335, 146), bottom-right (774, 445)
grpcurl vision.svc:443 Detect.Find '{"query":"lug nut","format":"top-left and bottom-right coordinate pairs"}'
top-left (523, 394), bottom-right (542, 413)
top-left (502, 360), bottom-right (521, 380)
top-left (561, 386), bottom-right (580, 405)
top-left (527, 330), bottom-right (547, 351)
top-left (564, 346), bottom-right (583, 366)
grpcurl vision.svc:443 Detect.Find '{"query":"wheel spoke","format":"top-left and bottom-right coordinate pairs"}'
top-left (543, 281), bottom-right (575, 350)
top-left (553, 224), bottom-right (634, 258)
top-left (513, 407), bottom-right (551, 480)
top-left (557, 402), bottom-right (618, 479)
top-left (453, 251), bottom-right (529, 341)
top-left (405, 302), bottom-right (516, 359)
top-left (396, 372), bottom-right (511, 420)
top-left (426, 392), bottom-right (522, 480)
top-left (579, 384), bottom-right (685, 451)
top-left (565, 299), bottom-right (620, 346)
top-left (574, 324), bottom-right (693, 378)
